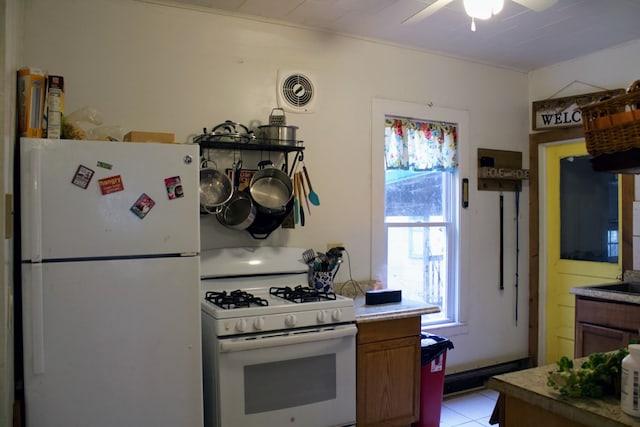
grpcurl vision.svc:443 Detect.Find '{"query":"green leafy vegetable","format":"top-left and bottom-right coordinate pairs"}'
top-left (546, 349), bottom-right (629, 398)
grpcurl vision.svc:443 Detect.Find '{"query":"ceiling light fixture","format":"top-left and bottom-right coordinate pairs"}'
top-left (463, 0), bottom-right (504, 31)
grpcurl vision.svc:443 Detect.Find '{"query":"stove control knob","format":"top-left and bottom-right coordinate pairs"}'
top-left (317, 310), bottom-right (327, 323)
top-left (235, 319), bottom-right (248, 333)
top-left (332, 309), bottom-right (342, 322)
top-left (285, 314), bottom-right (297, 327)
top-left (253, 317), bottom-right (265, 331)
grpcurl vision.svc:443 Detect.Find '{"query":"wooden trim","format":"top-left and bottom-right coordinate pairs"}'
top-left (527, 127), bottom-right (633, 366)
top-left (622, 174), bottom-right (633, 273)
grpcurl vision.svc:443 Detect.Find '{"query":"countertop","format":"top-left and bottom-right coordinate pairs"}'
top-left (353, 296), bottom-right (440, 323)
top-left (488, 361), bottom-right (638, 427)
top-left (570, 285), bottom-right (640, 305)
top-left (570, 270), bottom-right (640, 305)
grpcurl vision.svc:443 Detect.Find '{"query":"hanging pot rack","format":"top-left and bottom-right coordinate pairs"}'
top-left (194, 129), bottom-right (305, 176)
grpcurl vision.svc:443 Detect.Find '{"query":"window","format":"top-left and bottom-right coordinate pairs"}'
top-left (372, 100), bottom-right (467, 326)
top-left (559, 155), bottom-right (618, 263)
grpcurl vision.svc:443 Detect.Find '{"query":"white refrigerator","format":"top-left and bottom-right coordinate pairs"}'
top-left (19, 138), bottom-right (203, 427)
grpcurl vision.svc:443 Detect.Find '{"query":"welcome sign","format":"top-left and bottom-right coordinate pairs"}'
top-left (532, 89), bottom-right (625, 131)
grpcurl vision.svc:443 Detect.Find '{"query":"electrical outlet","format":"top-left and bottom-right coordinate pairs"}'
top-left (327, 242), bottom-right (343, 251)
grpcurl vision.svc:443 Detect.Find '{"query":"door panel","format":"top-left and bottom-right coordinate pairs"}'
top-left (21, 256), bottom-right (202, 426)
top-left (20, 138), bottom-right (199, 260)
top-left (544, 141), bottom-right (621, 364)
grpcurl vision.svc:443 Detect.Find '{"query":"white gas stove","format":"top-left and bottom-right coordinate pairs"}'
top-left (200, 247), bottom-right (357, 427)
top-left (200, 246), bottom-right (355, 337)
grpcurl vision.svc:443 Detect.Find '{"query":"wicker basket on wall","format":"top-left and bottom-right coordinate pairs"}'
top-left (580, 80), bottom-right (640, 157)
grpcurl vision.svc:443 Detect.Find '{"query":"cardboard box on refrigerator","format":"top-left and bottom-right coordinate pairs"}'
top-left (17, 67), bottom-right (46, 138)
top-left (124, 131), bottom-right (176, 143)
top-left (44, 75), bottom-right (64, 139)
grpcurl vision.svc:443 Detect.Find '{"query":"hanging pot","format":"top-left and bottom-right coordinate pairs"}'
top-left (199, 159), bottom-right (233, 214)
top-left (217, 161), bottom-right (257, 230)
top-left (208, 120), bottom-right (255, 143)
top-left (246, 198), bottom-right (294, 239)
top-left (249, 160), bottom-right (294, 214)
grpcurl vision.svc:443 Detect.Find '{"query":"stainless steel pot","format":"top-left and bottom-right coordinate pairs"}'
top-left (249, 160), bottom-right (294, 214)
top-left (217, 161), bottom-right (257, 230)
top-left (217, 191), bottom-right (256, 230)
top-left (257, 125), bottom-right (299, 146)
top-left (209, 120), bottom-right (255, 143)
top-left (199, 159), bottom-right (233, 214)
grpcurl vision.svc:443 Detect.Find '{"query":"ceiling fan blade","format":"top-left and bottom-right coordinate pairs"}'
top-left (402, 0), bottom-right (455, 24)
top-left (512, 0), bottom-right (557, 12)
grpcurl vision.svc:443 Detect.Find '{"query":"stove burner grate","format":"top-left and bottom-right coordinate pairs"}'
top-left (269, 285), bottom-right (337, 303)
top-left (205, 290), bottom-right (269, 309)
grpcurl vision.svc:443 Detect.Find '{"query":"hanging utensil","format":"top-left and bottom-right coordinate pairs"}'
top-left (302, 165), bottom-right (320, 206)
top-left (296, 172), bottom-right (305, 226)
top-left (515, 186), bottom-right (520, 325)
top-left (499, 192), bottom-right (504, 291)
top-left (293, 172), bottom-right (300, 225)
top-left (298, 171), bottom-right (311, 215)
top-left (288, 153), bottom-right (300, 178)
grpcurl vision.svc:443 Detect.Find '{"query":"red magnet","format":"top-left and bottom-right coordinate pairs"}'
top-left (98, 175), bottom-right (124, 195)
top-left (164, 176), bottom-right (184, 200)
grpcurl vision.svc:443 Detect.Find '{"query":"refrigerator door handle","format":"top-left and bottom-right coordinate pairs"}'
top-left (31, 263), bottom-right (45, 374)
top-left (30, 146), bottom-right (43, 262)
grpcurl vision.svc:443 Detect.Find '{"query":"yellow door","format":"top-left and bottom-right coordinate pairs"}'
top-left (545, 141), bottom-right (622, 364)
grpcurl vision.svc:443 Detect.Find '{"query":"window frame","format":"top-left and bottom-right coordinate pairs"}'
top-left (371, 99), bottom-right (469, 327)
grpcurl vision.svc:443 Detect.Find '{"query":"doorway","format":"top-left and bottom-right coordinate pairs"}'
top-left (543, 141), bottom-right (621, 364)
top-left (528, 127), bottom-right (633, 367)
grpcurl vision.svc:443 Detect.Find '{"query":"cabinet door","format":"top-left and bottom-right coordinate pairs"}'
top-left (575, 322), bottom-right (636, 358)
top-left (357, 335), bottom-right (420, 426)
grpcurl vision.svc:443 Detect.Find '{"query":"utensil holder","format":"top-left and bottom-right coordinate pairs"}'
top-left (308, 270), bottom-right (335, 293)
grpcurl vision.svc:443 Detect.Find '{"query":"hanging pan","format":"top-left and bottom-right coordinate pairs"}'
top-left (249, 160), bottom-right (294, 214)
top-left (246, 197), bottom-right (294, 239)
top-left (217, 161), bottom-right (257, 230)
top-left (199, 159), bottom-right (233, 215)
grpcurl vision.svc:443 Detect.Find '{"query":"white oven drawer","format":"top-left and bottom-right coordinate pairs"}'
top-left (209, 324), bottom-right (357, 427)
top-left (219, 323), bottom-right (357, 352)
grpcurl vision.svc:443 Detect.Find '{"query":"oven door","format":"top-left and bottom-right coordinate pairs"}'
top-left (214, 323), bottom-right (357, 427)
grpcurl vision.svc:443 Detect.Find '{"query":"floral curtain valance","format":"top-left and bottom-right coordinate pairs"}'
top-left (385, 117), bottom-right (458, 171)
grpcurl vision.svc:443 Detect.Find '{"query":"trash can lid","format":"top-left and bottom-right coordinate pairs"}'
top-left (420, 332), bottom-right (454, 365)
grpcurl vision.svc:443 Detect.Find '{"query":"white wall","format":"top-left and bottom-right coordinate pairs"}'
top-left (529, 40), bottom-right (640, 101)
top-left (20, 0), bottom-right (531, 373)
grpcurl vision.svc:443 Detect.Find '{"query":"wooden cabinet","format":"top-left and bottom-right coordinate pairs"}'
top-left (574, 296), bottom-right (640, 358)
top-left (495, 394), bottom-right (589, 427)
top-left (356, 316), bottom-right (421, 427)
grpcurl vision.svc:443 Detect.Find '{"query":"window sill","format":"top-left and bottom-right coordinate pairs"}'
top-left (420, 321), bottom-right (469, 337)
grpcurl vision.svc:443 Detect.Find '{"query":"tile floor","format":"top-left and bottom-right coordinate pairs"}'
top-left (439, 387), bottom-right (499, 427)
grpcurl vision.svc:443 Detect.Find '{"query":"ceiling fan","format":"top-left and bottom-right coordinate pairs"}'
top-left (402, 0), bottom-right (557, 26)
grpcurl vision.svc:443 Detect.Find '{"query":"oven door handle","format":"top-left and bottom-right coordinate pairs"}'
top-left (219, 325), bottom-right (357, 353)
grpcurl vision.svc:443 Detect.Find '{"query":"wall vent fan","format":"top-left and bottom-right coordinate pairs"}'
top-left (277, 70), bottom-right (316, 113)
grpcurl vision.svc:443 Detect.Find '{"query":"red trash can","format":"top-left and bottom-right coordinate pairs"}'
top-left (412, 333), bottom-right (454, 427)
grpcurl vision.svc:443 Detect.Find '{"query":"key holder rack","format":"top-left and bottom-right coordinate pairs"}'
top-left (477, 148), bottom-right (529, 192)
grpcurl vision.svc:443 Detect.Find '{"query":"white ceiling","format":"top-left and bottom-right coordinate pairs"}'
top-left (148, 0), bottom-right (640, 72)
